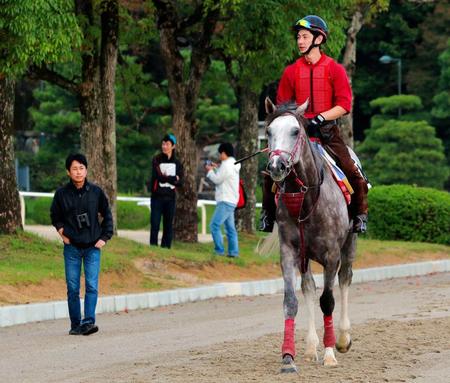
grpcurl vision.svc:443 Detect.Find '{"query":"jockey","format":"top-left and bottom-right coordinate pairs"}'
top-left (260, 15), bottom-right (368, 233)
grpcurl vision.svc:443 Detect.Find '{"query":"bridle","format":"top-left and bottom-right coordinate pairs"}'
top-left (266, 112), bottom-right (325, 274)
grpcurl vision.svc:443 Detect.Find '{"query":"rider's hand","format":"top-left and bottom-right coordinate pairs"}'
top-left (308, 114), bottom-right (326, 128)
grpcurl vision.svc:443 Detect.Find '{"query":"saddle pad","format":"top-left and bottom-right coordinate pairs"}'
top-left (314, 142), bottom-right (352, 205)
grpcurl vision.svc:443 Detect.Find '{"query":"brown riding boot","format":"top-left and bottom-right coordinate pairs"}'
top-left (348, 168), bottom-right (368, 233)
top-left (322, 128), bottom-right (369, 234)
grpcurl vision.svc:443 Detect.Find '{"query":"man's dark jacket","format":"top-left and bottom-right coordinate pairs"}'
top-left (50, 180), bottom-right (113, 248)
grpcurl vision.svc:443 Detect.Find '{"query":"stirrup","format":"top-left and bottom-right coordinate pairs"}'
top-left (352, 214), bottom-right (367, 233)
top-left (259, 210), bottom-right (274, 232)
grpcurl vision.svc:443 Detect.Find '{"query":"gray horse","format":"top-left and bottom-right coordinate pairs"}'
top-left (264, 98), bottom-right (355, 372)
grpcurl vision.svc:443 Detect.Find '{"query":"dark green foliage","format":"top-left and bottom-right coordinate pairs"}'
top-left (357, 115), bottom-right (448, 190)
top-left (367, 185), bottom-right (450, 245)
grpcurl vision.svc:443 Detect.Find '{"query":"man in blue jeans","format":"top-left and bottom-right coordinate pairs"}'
top-left (205, 143), bottom-right (240, 257)
top-left (51, 153), bottom-right (113, 335)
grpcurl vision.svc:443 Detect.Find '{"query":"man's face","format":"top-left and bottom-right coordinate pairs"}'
top-left (297, 29), bottom-right (319, 53)
top-left (161, 140), bottom-right (174, 155)
top-left (67, 160), bottom-right (87, 184)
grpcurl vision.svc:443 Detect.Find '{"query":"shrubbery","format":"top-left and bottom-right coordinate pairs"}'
top-left (367, 185), bottom-right (450, 245)
top-left (25, 198), bottom-right (149, 230)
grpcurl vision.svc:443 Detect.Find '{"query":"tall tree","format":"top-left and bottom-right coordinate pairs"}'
top-left (0, 0), bottom-right (80, 234)
top-left (30, 0), bottom-right (120, 226)
top-left (151, 0), bottom-right (238, 242)
top-left (340, 0), bottom-right (389, 147)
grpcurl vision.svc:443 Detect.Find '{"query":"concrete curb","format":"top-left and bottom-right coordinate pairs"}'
top-left (1, 260), bottom-right (449, 328)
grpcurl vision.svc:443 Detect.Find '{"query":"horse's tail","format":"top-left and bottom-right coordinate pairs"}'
top-left (256, 223), bottom-right (279, 257)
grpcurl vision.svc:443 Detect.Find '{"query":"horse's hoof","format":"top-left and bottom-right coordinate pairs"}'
top-left (280, 354), bottom-right (298, 374)
top-left (323, 347), bottom-right (338, 366)
top-left (336, 338), bottom-right (352, 354)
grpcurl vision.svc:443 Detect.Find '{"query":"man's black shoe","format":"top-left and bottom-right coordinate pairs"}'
top-left (259, 210), bottom-right (274, 232)
top-left (69, 325), bottom-right (82, 335)
top-left (353, 214), bottom-right (367, 233)
top-left (80, 323), bottom-right (99, 336)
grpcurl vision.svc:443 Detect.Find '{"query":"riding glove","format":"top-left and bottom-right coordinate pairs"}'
top-left (309, 114), bottom-right (326, 128)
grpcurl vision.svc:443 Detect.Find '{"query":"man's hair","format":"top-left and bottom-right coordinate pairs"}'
top-left (65, 153), bottom-right (88, 170)
top-left (162, 133), bottom-right (176, 146)
top-left (218, 142), bottom-right (234, 157)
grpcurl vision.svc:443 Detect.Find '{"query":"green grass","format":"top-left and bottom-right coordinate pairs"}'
top-left (355, 238), bottom-right (450, 259)
top-left (0, 231), bottom-right (277, 286)
top-left (0, 231), bottom-right (448, 287)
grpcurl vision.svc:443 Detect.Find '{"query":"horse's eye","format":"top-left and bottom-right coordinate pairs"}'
top-left (267, 130), bottom-right (272, 138)
top-left (292, 129), bottom-right (300, 136)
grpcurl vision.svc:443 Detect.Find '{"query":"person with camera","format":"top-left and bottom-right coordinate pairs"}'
top-left (50, 153), bottom-right (113, 336)
top-left (205, 143), bottom-right (240, 258)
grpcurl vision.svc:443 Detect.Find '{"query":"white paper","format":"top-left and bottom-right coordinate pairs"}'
top-left (159, 163), bottom-right (176, 189)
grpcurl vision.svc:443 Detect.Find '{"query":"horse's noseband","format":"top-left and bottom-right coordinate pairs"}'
top-left (267, 133), bottom-right (305, 181)
top-left (267, 149), bottom-right (293, 181)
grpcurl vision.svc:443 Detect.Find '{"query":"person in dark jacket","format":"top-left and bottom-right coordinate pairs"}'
top-left (149, 134), bottom-right (183, 248)
top-left (50, 153), bottom-right (113, 336)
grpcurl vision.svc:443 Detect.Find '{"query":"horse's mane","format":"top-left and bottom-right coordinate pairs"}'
top-left (265, 102), bottom-right (308, 129)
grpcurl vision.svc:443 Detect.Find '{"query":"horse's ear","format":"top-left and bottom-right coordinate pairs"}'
top-left (295, 99), bottom-right (309, 116)
top-left (265, 97), bottom-right (277, 114)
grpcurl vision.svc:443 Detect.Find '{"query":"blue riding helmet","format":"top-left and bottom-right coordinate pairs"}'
top-left (293, 15), bottom-right (328, 43)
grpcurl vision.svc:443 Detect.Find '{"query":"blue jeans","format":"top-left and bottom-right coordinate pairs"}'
top-left (64, 244), bottom-right (101, 328)
top-left (210, 201), bottom-right (239, 257)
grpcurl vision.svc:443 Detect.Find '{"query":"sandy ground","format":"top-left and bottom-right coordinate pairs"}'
top-left (1, 272), bottom-right (449, 383)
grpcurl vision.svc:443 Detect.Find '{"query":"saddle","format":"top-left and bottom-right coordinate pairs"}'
top-left (313, 139), bottom-right (370, 205)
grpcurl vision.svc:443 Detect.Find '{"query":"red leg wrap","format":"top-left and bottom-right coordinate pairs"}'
top-left (281, 318), bottom-right (296, 358)
top-left (323, 315), bottom-right (336, 348)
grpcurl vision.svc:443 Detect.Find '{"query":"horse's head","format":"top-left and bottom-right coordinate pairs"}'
top-left (265, 98), bottom-right (309, 182)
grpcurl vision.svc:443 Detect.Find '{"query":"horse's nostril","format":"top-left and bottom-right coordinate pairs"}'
top-left (280, 162), bottom-right (286, 171)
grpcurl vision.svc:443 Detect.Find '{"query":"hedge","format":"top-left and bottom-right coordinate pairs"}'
top-left (367, 185), bottom-right (450, 245)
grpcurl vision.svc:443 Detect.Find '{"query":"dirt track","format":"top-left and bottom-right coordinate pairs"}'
top-left (1, 272), bottom-right (449, 383)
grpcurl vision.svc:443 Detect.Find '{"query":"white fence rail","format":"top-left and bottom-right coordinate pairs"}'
top-left (19, 192), bottom-right (262, 236)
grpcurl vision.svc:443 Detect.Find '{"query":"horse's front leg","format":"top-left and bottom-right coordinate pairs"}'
top-left (280, 240), bottom-right (299, 373)
top-left (301, 267), bottom-right (319, 362)
top-left (321, 257), bottom-right (340, 366)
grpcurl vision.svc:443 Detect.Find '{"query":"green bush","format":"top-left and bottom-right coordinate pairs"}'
top-left (116, 201), bottom-right (149, 230)
top-left (25, 197), bottom-right (52, 225)
top-left (368, 185), bottom-right (450, 245)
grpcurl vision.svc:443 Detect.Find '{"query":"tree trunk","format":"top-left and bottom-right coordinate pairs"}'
top-left (340, 9), bottom-right (364, 148)
top-left (172, 105), bottom-right (199, 243)
top-left (154, 1), bottom-right (220, 242)
top-left (79, 0), bottom-right (118, 229)
top-left (0, 77), bottom-right (22, 234)
top-left (236, 88), bottom-right (259, 233)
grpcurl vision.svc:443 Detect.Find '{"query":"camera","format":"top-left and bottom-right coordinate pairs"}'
top-left (76, 212), bottom-right (91, 229)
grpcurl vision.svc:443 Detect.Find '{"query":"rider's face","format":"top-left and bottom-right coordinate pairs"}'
top-left (297, 29), bottom-right (315, 53)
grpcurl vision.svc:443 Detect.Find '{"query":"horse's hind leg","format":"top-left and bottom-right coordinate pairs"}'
top-left (320, 257), bottom-right (339, 366)
top-left (336, 234), bottom-right (356, 353)
top-left (301, 268), bottom-right (319, 362)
